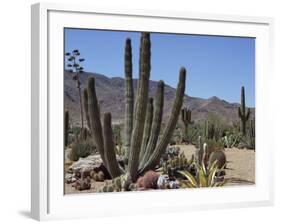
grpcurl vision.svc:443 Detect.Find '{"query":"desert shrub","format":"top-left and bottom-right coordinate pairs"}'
top-left (205, 139), bottom-right (224, 152)
top-left (186, 122), bottom-right (201, 144)
top-left (68, 140), bottom-right (96, 161)
top-left (170, 125), bottom-right (182, 145)
top-left (201, 112), bottom-right (230, 141)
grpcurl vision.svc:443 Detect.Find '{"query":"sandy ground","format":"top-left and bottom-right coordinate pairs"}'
top-left (179, 145), bottom-right (255, 186)
top-left (64, 145), bottom-right (255, 194)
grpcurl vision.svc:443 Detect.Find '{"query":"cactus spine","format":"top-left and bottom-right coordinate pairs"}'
top-left (64, 110), bottom-right (69, 147)
top-left (124, 38), bottom-right (134, 162)
top-left (103, 113), bottom-right (122, 178)
top-left (140, 68), bottom-right (186, 173)
top-left (181, 107), bottom-right (192, 142)
top-left (238, 86), bottom-right (251, 135)
top-left (127, 33), bottom-right (151, 182)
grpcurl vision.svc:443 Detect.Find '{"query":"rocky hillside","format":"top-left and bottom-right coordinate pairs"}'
top-left (64, 71), bottom-right (254, 126)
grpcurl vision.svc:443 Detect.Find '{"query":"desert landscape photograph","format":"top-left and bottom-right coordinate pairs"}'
top-left (63, 29), bottom-right (255, 194)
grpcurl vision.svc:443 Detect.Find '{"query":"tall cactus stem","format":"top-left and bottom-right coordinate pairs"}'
top-left (140, 67), bottom-right (186, 173)
top-left (139, 97), bottom-right (154, 161)
top-left (103, 113), bottom-right (122, 178)
top-left (64, 110), bottom-right (69, 147)
top-left (83, 88), bottom-right (91, 130)
top-left (181, 107), bottom-right (192, 142)
top-left (87, 77), bottom-right (107, 168)
top-left (238, 86), bottom-right (251, 135)
top-left (124, 38), bottom-right (134, 162)
top-left (127, 33), bottom-right (151, 182)
top-left (140, 81), bottom-right (164, 168)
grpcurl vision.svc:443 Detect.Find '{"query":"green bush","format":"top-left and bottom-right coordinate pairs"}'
top-left (68, 140), bottom-right (96, 161)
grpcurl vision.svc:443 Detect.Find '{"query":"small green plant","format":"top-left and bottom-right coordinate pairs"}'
top-left (161, 153), bottom-right (194, 179)
top-left (221, 131), bottom-right (241, 148)
top-left (178, 160), bottom-right (225, 188)
top-left (68, 140), bottom-right (96, 161)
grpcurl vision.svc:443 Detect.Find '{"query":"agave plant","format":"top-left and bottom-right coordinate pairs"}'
top-left (178, 160), bottom-right (225, 188)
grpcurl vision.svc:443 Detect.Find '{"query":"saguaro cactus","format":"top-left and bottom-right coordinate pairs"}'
top-left (64, 110), bottom-right (69, 147)
top-left (181, 107), bottom-right (192, 142)
top-left (124, 38), bottom-right (134, 162)
top-left (238, 86), bottom-right (250, 135)
top-left (127, 33), bottom-right (151, 182)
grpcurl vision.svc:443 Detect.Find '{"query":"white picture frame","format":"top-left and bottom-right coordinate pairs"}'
top-left (31, 2), bottom-right (274, 221)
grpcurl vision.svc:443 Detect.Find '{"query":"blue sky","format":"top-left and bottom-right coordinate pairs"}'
top-left (65, 28), bottom-right (255, 107)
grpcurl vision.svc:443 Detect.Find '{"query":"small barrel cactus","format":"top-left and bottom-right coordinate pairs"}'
top-left (208, 151), bottom-right (226, 169)
top-left (137, 170), bottom-right (159, 190)
top-left (97, 171), bottom-right (105, 181)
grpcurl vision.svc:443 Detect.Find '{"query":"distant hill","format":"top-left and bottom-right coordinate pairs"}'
top-left (64, 71), bottom-right (255, 127)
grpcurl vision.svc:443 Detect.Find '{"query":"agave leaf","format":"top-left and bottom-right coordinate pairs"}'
top-left (178, 170), bottom-right (198, 187)
top-left (198, 168), bottom-right (207, 187)
top-left (208, 160), bottom-right (218, 172)
top-left (207, 164), bottom-right (218, 186)
top-left (180, 181), bottom-right (194, 188)
top-left (187, 154), bottom-right (194, 166)
top-left (201, 160), bottom-right (207, 176)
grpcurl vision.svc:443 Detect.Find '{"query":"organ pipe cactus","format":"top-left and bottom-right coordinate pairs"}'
top-left (181, 107), bottom-right (193, 142)
top-left (124, 38), bottom-right (134, 162)
top-left (238, 86), bottom-right (251, 135)
top-left (86, 32), bottom-right (186, 183)
top-left (139, 68), bottom-right (186, 174)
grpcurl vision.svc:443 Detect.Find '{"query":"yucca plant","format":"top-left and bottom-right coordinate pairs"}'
top-left (178, 160), bottom-right (225, 188)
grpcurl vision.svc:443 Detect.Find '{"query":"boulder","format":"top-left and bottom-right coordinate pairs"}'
top-left (66, 154), bottom-right (123, 180)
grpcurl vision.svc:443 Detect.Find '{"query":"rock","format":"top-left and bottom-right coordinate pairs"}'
top-left (65, 173), bottom-right (77, 184)
top-left (74, 177), bottom-right (91, 191)
top-left (67, 154), bottom-right (123, 179)
top-left (169, 180), bottom-right (179, 189)
top-left (157, 175), bottom-right (169, 189)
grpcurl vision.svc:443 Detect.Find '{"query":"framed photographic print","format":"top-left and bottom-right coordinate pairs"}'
top-left (31, 2), bottom-right (274, 221)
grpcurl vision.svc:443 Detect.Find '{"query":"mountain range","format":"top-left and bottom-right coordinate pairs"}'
top-left (64, 71), bottom-right (254, 127)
